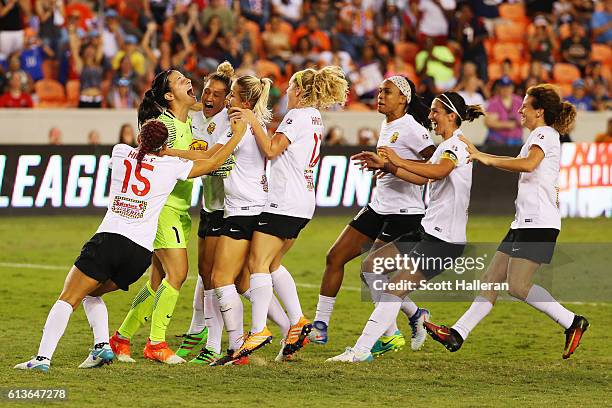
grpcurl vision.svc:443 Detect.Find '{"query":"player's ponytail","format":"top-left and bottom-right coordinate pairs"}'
top-left (526, 84), bottom-right (577, 135)
top-left (404, 78), bottom-right (432, 130)
top-left (234, 75), bottom-right (273, 123)
top-left (436, 92), bottom-right (485, 126)
top-left (136, 120), bottom-right (169, 168)
top-left (293, 66), bottom-right (348, 109)
top-left (138, 69), bottom-right (174, 126)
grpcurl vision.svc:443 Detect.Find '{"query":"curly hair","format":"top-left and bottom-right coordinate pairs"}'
top-left (291, 66), bottom-right (348, 109)
top-left (526, 84), bottom-right (576, 135)
top-left (136, 120), bottom-right (168, 168)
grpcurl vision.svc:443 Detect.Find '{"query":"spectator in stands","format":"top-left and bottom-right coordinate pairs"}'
top-left (70, 30), bottom-right (104, 108)
top-left (222, 36), bottom-right (244, 69)
top-left (87, 129), bottom-right (101, 145)
top-left (311, 0), bottom-right (336, 33)
top-left (0, 0), bottom-right (26, 62)
top-left (591, 80), bottom-right (610, 111)
top-left (101, 9), bottom-right (123, 63)
top-left (484, 76), bottom-right (523, 145)
top-left (239, 0), bottom-right (271, 30)
top-left (48, 126), bottom-right (62, 145)
top-left (591, 0), bottom-right (612, 44)
top-left (335, 15), bottom-right (364, 62)
top-left (470, 0), bottom-right (500, 35)
top-left (20, 29), bottom-right (54, 83)
top-left (584, 61), bottom-right (608, 90)
top-left (291, 13), bottom-right (331, 52)
top-left (528, 15), bottom-right (557, 72)
top-left (357, 127), bottom-right (378, 146)
top-left (417, 75), bottom-right (437, 107)
top-left (375, 0), bottom-right (403, 44)
top-left (36, 0), bottom-right (65, 58)
top-left (142, 22), bottom-right (181, 76)
top-left (202, 0), bottom-right (235, 34)
top-left (118, 123), bottom-right (136, 146)
top-left (595, 118), bottom-right (612, 142)
top-left (455, 61), bottom-right (489, 98)
top-left (417, 0), bottom-right (455, 45)
top-left (271, 0), bottom-right (303, 28)
top-left (289, 36), bottom-right (317, 72)
top-left (197, 15), bottom-right (225, 73)
top-left (325, 126), bottom-right (347, 146)
top-left (111, 34), bottom-right (146, 77)
top-left (561, 19), bottom-right (591, 74)
top-left (64, 0), bottom-right (93, 32)
top-left (450, 1), bottom-right (489, 82)
top-left (458, 76), bottom-right (486, 106)
top-left (107, 76), bottom-right (139, 109)
top-left (5, 51), bottom-right (30, 93)
top-left (262, 14), bottom-right (292, 73)
top-left (566, 79), bottom-right (594, 111)
top-left (319, 36), bottom-right (355, 77)
top-left (339, 0), bottom-right (375, 38)
top-left (0, 64), bottom-right (6, 92)
top-left (0, 71), bottom-right (33, 107)
top-left (415, 36), bottom-right (456, 91)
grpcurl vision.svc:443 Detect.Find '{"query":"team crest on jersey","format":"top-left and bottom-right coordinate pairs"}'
top-left (190, 140), bottom-right (209, 151)
top-left (261, 174), bottom-right (269, 192)
top-left (112, 196), bottom-right (147, 219)
top-left (390, 132), bottom-right (399, 143)
top-left (207, 122), bottom-right (216, 135)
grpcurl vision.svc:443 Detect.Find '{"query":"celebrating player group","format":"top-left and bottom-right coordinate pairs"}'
top-left (15, 61), bottom-right (588, 372)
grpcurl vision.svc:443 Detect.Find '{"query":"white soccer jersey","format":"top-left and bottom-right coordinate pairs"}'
top-left (265, 107), bottom-right (324, 219)
top-left (97, 144), bottom-right (193, 251)
top-left (511, 126), bottom-right (561, 230)
top-left (191, 109), bottom-right (230, 212)
top-left (369, 113), bottom-right (434, 215)
top-left (421, 130), bottom-right (472, 243)
top-left (217, 123), bottom-right (268, 217)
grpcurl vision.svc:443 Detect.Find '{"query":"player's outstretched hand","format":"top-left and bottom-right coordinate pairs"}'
top-left (228, 107), bottom-right (257, 126)
top-left (458, 135), bottom-right (485, 164)
top-left (377, 146), bottom-right (401, 166)
top-left (351, 151), bottom-right (385, 171)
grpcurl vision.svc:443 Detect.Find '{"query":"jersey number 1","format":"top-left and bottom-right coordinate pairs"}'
top-left (121, 160), bottom-right (154, 196)
top-left (309, 133), bottom-right (322, 167)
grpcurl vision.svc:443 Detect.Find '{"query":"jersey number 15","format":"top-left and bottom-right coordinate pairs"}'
top-left (121, 160), bottom-right (154, 196)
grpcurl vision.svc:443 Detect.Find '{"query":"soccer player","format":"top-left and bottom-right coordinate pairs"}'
top-left (424, 84), bottom-right (589, 359)
top-left (311, 76), bottom-right (437, 356)
top-left (14, 119), bottom-right (246, 372)
top-left (108, 69), bottom-right (200, 364)
top-left (328, 92), bottom-right (484, 362)
top-left (226, 66), bottom-right (349, 363)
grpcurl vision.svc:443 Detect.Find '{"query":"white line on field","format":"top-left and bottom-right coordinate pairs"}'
top-left (1, 261), bottom-right (609, 305)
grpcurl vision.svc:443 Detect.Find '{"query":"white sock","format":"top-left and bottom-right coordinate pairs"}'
top-left (249, 273), bottom-right (273, 333)
top-left (82, 296), bottom-right (109, 345)
top-left (243, 288), bottom-right (290, 336)
top-left (354, 294), bottom-right (402, 354)
top-left (363, 272), bottom-right (417, 335)
top-left (383, 320), bottom-right (399, 336)
top-left (452, 296), bottom-right (493, 341)
top-left (524, 285), bottom-right (575, 329)
top-left (204, 289), bottom-right (223, 354)
top-left (188, 276), bottom-right (206, 334)
top-left (214, 284), bottom-right (243, 351)
top-left (314, 295), bottom-right (336, 325)
top-left (271, 265), bottom-right (303, 325)
top-left (37, 300), bottom-right (73, 360)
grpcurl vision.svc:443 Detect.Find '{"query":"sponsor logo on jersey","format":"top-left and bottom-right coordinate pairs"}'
top-left (286, 118), bottom-right (293, 124)
top-left (261, 174), bottom-right (269, 192)
top-left (390, 132), bottom-right (399, 143)
top-left (189, 140), bottom-right (209, 151)
top-left (207, 122), bottom-right (216, 135)
top-left (304, 169), bottom-right (315, 191)
top-left (112, 196), bottom-right (147, 219)
top-left (311, 117), bottom-right (322, 126)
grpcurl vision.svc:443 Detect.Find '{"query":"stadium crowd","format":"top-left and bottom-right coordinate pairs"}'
top-left (0, 0), bottom-right (611, 145)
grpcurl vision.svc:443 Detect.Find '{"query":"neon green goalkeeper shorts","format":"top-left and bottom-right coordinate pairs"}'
top-left (154, 206), bottom-right (192, 250)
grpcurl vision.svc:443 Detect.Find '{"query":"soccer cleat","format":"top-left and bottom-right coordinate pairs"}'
top-left (209, 349), bottom-right (250, 366)
top-left (408, 308), bottom-right (430, 351)
top-left (78, 342), bottom-right (115, 368)
top-left (14, 356), bottom-right (50, 372)
top-left (281, 317), bottom-right (312, 357)
top-left (563, 315), bottom-right (589, 359)
top-left (423, 321), bottom-right (463, 352)
top-left (326, 347), bottom-right (373, 363)
top-left (189, 347), bottom-right (222, 365)
top-left (233, 327), bottom-right (274, 360)
top-left (309, 320), bottom-right (328, 345)
top-left (109, 331), bottom-right (135, 363)
top-left (371, 330), bottom-right (406, 357)
top-left (176, 327), bottom-right (209, 358)
top-left (275, 339), bottom-right (297, 362)
top-left (143, 339), bottom-right (185, 364)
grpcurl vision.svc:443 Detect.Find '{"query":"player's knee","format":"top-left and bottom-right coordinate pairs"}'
top-left (211, 269), bottom-right (230, 288)
top-left (165, 269), bottom-right (187, 288)
top-left (507, 282), bottom-right (529, 300)
top-left (58, 293), bottom-right (82, 310)
top-left (326, 246), bottom-right (343, 268)
top-left (247, 253), bottom-right (267, 274)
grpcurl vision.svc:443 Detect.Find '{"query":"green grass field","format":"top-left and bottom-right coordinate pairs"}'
top-left (1, 215), bottom-right (611, 407)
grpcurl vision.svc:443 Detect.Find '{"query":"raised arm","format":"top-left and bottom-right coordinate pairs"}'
top-left (164, 141), bottom-right (222, 160)
top-left (459, 135), bottom-right (544, 173)
top-left (378, 146), bottom-right (455, 180)
top-left (351, 151), bottom-right (428, 185)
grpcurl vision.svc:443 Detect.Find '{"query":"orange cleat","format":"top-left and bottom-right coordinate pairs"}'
top-left (563, 315), bottom-right (589, 359)
top-left (281, 316), bottom-right (312, 358)
top-left (143, 339), bottom-right (185, 364)
top-left (109, 331), bottom-right (135, 363)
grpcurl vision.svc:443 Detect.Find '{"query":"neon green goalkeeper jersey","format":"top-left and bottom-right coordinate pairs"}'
top-left (158, 110), bottom-right (194, 212)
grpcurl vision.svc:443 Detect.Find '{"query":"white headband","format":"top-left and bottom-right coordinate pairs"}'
top-left (387, 76), bottom-right (411, 104)
top-left (435, 94), bottom-right (463, 121)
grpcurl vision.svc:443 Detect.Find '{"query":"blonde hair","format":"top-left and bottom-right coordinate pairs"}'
top-left (526, 84), bottom-right (577, 135)
top-left (291, 66), bottom-right (348, 109)
top-left (205, 61), bottom-right (234, 95)
top-left (234, 75), bottom-right (273, 123)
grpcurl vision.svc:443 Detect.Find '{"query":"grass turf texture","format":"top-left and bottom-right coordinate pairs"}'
top-left (0, 215), bottom-right (611, 407)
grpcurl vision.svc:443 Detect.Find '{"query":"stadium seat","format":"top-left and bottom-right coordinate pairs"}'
top-left (35, 79), bottom-right (66, 108)
top-left (495, 23), bottom-right (526, 43)
top-left (499, 3), bottom-right (526, 22)
top-left (492, 42), bottom-right (524, 63)
top-left (65, 80), bottom-right (80, 107)
top-left (488, 62), bottom-right (522, 83)
top-left (592, 44), bottom-right (612, 65)
top-left (552, 63), bottom-right (581, 84)
top-left (395, 41), bottom-right (419, 63)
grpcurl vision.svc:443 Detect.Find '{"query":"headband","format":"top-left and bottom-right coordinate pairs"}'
top-left (294, 71), bottom-right (304, 88)
top-left (387, 76), bottom-right (411, 104)
top-left (435, 94), bottom-right (463, 121)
